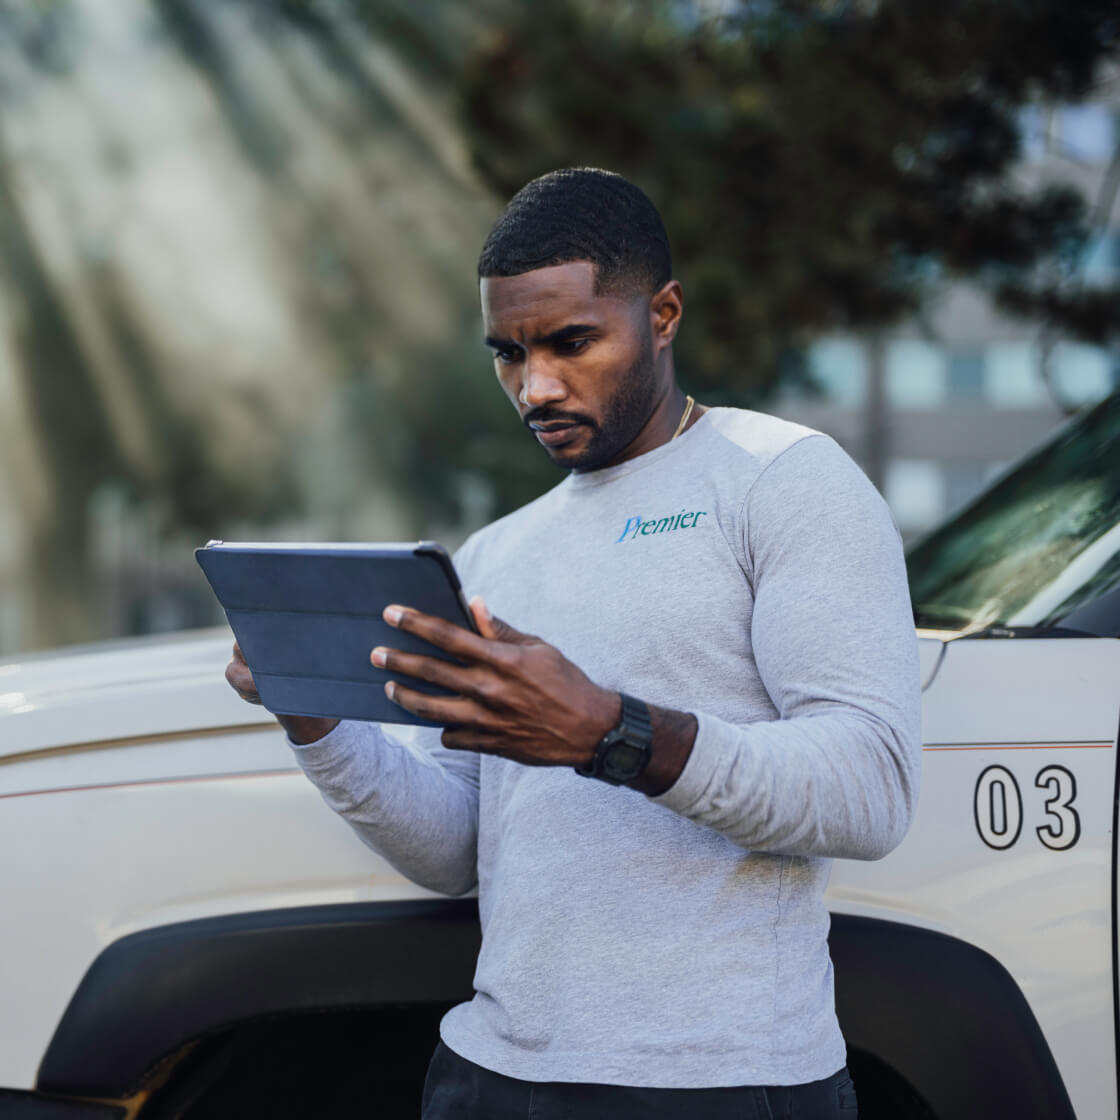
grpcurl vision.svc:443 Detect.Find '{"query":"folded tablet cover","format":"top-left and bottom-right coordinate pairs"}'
top-left (196, 542), bottom-right (473, 726)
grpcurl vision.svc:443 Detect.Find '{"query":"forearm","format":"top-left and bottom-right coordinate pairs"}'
top-left (623, 692), bottom-right (916, 855)
top-left (650, 706), bottom-right (919, 859)
top-left (291, 720), bottom-right (480, 895)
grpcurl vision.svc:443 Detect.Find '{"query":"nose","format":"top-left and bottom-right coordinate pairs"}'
top-left (519, 354), bottom-right (567, 408)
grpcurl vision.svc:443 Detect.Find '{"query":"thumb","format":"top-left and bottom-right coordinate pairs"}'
top-left (469, 595), bottom-right (525, 643)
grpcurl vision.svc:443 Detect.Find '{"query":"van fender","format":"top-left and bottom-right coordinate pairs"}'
top-left (37, 899), bottom-right (481, 1099)
top-left (830, 913), bottom-right (1076, 1120)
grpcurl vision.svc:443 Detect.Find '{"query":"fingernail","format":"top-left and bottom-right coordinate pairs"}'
top-left (384, 605), bottom-right (403, 626)
top-left (371, 647), bottom-right (387, 667)
top-left (384, 680), bottom-right (397, 700)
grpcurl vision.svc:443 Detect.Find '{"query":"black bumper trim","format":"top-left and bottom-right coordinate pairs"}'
top-left (0, 1089), bottom-right (124, 1120)
top-left (38, 898), bottom-right (481, 1098)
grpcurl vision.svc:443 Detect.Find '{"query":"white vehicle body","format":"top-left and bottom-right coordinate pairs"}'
top-left (831, 631), bottom-right (1120, 1120)
top-left (2, 392), bottom-right (1118, 1118)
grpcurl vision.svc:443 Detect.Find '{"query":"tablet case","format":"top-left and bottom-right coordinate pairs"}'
top-left (196, 541), bottom-right (475, 726)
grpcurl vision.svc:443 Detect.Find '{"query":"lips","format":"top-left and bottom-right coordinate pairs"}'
top-left (527, 417), bottom-right (586, 448)
top-left (530, 421), bottom-right (582, 447)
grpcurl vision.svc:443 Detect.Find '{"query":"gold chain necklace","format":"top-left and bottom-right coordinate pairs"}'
top-left (671, 395), bottom-right (695, 440)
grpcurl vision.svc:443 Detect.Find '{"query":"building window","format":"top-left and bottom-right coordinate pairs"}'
top-left (805, 338), bottom-right (868, 408)
top-left (947, 347), bottom-right (985, 400)
top-left (884, 459), bottom-right (945, 532)
top-left (885, 340), bottom-right (946, 410)
top-left (984, 342), bottom-right (1046, 407)
top-left (1052, 342), bottom-right (1113, 405)
top-left (944, 462), bottom-right (992, 516)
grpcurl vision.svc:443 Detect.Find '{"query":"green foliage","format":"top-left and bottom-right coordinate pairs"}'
top-left (458, 0), bottom-right (1120, 401)
top-left (354, 323), bottom-right (563, 528)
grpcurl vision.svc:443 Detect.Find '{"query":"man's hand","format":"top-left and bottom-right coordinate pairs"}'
top-left (373, 597), bottom-right (621, 769)
top-left (225, 641), bottom-right (262, 705)
top-left (224, 641), bottom-right (339, 745)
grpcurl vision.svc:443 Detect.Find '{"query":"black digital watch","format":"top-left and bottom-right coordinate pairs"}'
top-left (575, 693), bottom-right (653, 785)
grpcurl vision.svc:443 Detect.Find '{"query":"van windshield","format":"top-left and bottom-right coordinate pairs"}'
top-left (906, 391), bottom-right (1120, 633)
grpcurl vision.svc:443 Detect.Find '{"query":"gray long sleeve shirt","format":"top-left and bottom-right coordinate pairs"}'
top-left (291, 407), bottom-right (922, 1088)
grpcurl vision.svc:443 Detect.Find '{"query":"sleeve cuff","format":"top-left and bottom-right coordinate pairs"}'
top-left (650, 711), bottom-right (743, 815)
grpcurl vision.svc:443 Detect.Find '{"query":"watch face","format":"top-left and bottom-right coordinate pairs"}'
top-left (605, 741), bottom-right (645, 777)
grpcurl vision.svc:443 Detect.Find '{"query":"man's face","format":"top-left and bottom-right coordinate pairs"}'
top-left (481, 261), bottom-right (666, 473)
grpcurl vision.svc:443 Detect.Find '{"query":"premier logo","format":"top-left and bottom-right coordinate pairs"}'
top-left (615, 511), bottom-right (708, 542)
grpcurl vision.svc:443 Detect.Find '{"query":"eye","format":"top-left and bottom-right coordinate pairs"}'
top-left (554, 338), bottom-right (590, 356)
top-left (493, 346), bottom-right (522, 365)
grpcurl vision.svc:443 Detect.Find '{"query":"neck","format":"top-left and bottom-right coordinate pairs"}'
top-left (661, 384), bottom-right (702, 440)
top-left (616, 384), bottom-right (701, 466)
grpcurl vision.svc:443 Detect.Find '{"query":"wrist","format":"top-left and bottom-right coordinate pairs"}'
top-left (576, 692), bottom-right (652, 786)
top-left (582, 688), bottom-right (622, 762)
top-left (627, 707), bottom-right (697, 796)
top-left (279, 714), bottom-right (340, 745)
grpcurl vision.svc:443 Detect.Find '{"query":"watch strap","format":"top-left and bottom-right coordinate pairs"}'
top-left (575, 693), bottom-right (653, 784)
top-left (616, 691), bottom-right (652, 743)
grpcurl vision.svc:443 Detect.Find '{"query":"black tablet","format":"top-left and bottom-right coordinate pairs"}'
top-left (196, 541), bottom-right (476, 726)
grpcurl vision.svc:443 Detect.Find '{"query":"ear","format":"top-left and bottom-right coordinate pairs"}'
top-left (648, 280), bottom-right (683, 354)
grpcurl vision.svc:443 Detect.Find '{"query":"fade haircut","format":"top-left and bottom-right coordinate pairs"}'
top-left (477, 168), bottom-right (672, 296)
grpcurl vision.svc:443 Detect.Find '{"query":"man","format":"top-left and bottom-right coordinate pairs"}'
top-left (227, 168), bottom-right (920, 1118)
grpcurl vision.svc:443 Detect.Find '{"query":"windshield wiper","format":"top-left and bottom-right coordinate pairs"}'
top-left (965, 624), bottom-right (1096, 640)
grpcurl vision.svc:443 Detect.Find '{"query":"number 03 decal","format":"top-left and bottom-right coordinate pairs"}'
top-left (974, 766), bottom-right (1022, 850)
top-left (973, 765), bottom-right (1081, 851)
top-left (1035, 765), bottom-right (1080, 851)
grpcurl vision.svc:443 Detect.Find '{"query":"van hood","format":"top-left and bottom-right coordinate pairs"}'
top-left (0, 629), bottom-right (271, 760)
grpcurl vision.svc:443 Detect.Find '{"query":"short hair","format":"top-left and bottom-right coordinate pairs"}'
top-left (477, 168), bottom-right (672, 296)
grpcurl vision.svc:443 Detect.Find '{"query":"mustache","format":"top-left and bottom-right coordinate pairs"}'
top-left (522, 407), bottom-right (595, 429)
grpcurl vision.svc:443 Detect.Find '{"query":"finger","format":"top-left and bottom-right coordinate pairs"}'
top-left (469, 595), bottom-right (499, 640)
top-left (384, 679), bottom-right (494, 727)
top-left (225, 659), bottom-right (262, 704)
top-left (383, 604), bottom-right (496, 661)
top-left (485, 613), bottom-right (528, 644)
top-left (441, 726), bottom-right (511, 755)
top-left (385, 603), bottom-right (532, 657)
top-left (233, 641), bottom-right (248, 665)
top-left (371, 645), bottom-right (474, 692)
top-left (468, 596), bottom-right (531, 645)
top-left (225, 657), bottom-right (251, 690)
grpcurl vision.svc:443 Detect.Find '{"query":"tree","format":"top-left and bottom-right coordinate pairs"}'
top-left (457, 0), bottom-right (1120, 403)
top-left (0, 0), bottom-right (510, 648)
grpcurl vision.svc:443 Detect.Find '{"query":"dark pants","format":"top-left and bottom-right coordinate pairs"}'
top-left (421, 1041), bottom-right (859, 1119)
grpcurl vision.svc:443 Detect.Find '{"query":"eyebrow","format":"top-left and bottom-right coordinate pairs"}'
top-left (484, 323), bottom-right (598, 350)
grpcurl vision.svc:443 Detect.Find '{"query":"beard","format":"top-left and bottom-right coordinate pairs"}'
top-left (524, 328), bottom-right (660, 473)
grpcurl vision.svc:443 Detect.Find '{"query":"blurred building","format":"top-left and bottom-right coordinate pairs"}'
top-left (774, 93), bottom-right (1120, 542)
